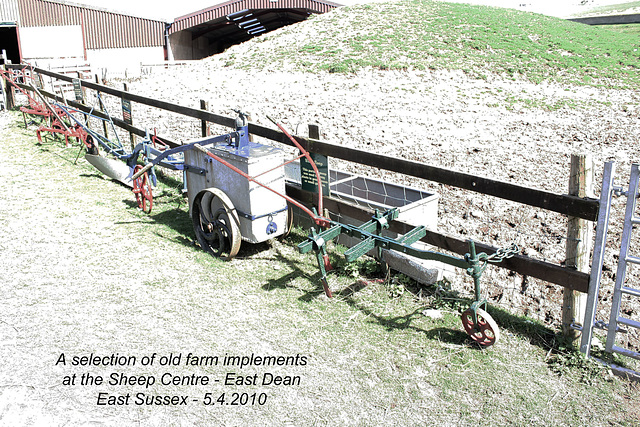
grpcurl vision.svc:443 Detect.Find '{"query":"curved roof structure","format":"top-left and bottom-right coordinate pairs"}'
top-left (168, 0), bottom-right (341, 57)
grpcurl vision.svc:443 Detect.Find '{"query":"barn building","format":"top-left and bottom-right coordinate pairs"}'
top-left (0, 0), bottom-right (166, 72)
top-left (0, 0), bottom-right (340, 73)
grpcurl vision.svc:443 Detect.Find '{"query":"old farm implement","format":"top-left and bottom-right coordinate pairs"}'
top-left (5, 67), bottom-right (518, 345)
top-left (298, 208), bottom-right (519, 345)
top-left (131, 113), bottom-right (309, 258)
top-left (0, 67), bottom-right (55, 127)
top-left (5, 72), bottom-right (177, 213)
top-left (0, 68), bottom-right (81, 147)
top-left (132, 114), bottom-right (518, 346)
top-left (51, 101), bottom-right (188, 213)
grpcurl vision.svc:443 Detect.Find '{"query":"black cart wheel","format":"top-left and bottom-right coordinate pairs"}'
top-left (192, 188), bottom-right (241, 260)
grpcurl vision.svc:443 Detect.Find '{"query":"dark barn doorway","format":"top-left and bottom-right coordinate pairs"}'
top-left (0, 25), bottom-right (21, 64)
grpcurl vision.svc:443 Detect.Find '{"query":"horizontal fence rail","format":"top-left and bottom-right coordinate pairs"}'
top-left (10, 64), bottom-right (600, 221)
top-left (18, 84), bottom-right (182, 147)
top-left (6, 63), bottom-right (596, 291)
top-left (287, 186), bottom-right (590, 292)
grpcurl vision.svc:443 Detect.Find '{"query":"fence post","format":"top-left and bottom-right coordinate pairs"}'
top-left (3, 65), bottom-right (14, 110)
top-left (95, 74), bottom-right (109, 139)
top-left (77, 71), bottom-right (85, 100)
top-left (308, 124), bottom-right (320, 140)
top-left (123, 83), bottom-right (135, 150)
top-left (307, 123), bottom-right (330, 218)
top-left (562, 153), bottom-right (594, 343)
top-left (200, 100), bottom-right (209, 137)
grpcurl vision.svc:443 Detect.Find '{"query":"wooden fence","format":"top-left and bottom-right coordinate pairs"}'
top-left (6, 63), bottom-right (598, 293)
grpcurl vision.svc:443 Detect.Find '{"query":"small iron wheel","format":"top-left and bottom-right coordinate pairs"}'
top-left (192, 188), bottom-right (241, 260)
top-left (461, 308), bottom-right (500, 346)
top-left (132, 165), bottom-right (153, 213)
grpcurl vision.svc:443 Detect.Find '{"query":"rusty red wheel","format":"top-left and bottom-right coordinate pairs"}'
top-left (461, 308), bottom-right (500, 346)
top-left (132, 165), bottom-right (153, 213)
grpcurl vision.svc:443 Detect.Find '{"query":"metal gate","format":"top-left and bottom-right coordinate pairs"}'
top-left (581, 162), bottom-right (640, 379)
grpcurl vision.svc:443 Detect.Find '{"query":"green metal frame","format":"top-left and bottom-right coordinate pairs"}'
top-left (298, 208), bottom-right (501, 334)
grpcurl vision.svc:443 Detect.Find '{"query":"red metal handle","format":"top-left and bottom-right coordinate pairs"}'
top-left (267, 116), bottom-right (325, 218)
top-left (193, 144), bottom-right (330, 227)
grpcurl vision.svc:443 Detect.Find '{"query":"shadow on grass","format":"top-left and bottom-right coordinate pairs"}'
top-left (260, 234), bottom-right (331, 301)
top-left (78, 172), bottom-right (110, 182)
top-left (117, 195), bottom-right (197, 247)
top-left (261, 243), bottom-right (562, 351)
top-left (342, 281), bottom-right (561, 350)
top-left (256, 236), bottom-right (493, 346)
top-left (120, 192), bottom-right (307, 264)
top-left (337, 288), bottom-right (474, 347)
top-left (263, 269), bottom-right (327, 302)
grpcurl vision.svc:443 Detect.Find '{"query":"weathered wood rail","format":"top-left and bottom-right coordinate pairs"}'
top-left (6, 63), bottom-right (596, 292)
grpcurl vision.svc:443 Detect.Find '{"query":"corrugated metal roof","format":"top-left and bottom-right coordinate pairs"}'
top-left (17, 0), bottom-right (165, 49)
top-left (170, 0), bottom-right (340, 33)
top-left (0, 0), bottom-right (21, 23)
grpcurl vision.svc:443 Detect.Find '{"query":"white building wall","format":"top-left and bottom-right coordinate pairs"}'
top-left (20, 25), bottom-right (84, 60)
top-left (19, 25), bottom-right (165, 78)
top-left (87, 46), bottom-right (165, 78)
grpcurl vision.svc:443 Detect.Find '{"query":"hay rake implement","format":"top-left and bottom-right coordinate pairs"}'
top-left (299, 208), bottom-right (518, 346)
top-left (1, 67), bottom-right (49, 124)
top-left (0, 67), bottom-right (71, 133)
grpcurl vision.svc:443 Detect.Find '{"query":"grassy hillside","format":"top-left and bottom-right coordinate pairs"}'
top-left (602, 23), bottom-right (640, 36)
top-left (219, 0), bottom-right (640, 88)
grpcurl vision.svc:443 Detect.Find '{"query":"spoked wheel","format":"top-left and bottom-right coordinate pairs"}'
top-left (132, 165), bottom-right (153, 213)
top-left (461, 308), bottom-right (500, 346)
top-left (192, 188), bottom-right (241, 260)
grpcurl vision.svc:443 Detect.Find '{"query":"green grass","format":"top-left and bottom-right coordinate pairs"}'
top-left (6, 109), bottom-right (640, 425)
top-left (601, 23), bottom-right (640, 36)
top-left (224, 0), bottom-right (640, 89)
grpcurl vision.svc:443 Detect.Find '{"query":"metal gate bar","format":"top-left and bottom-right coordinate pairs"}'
top-left (581, 161), bottom-right (616, 357)
top-left (605, 163), bottom-right (640, 360)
